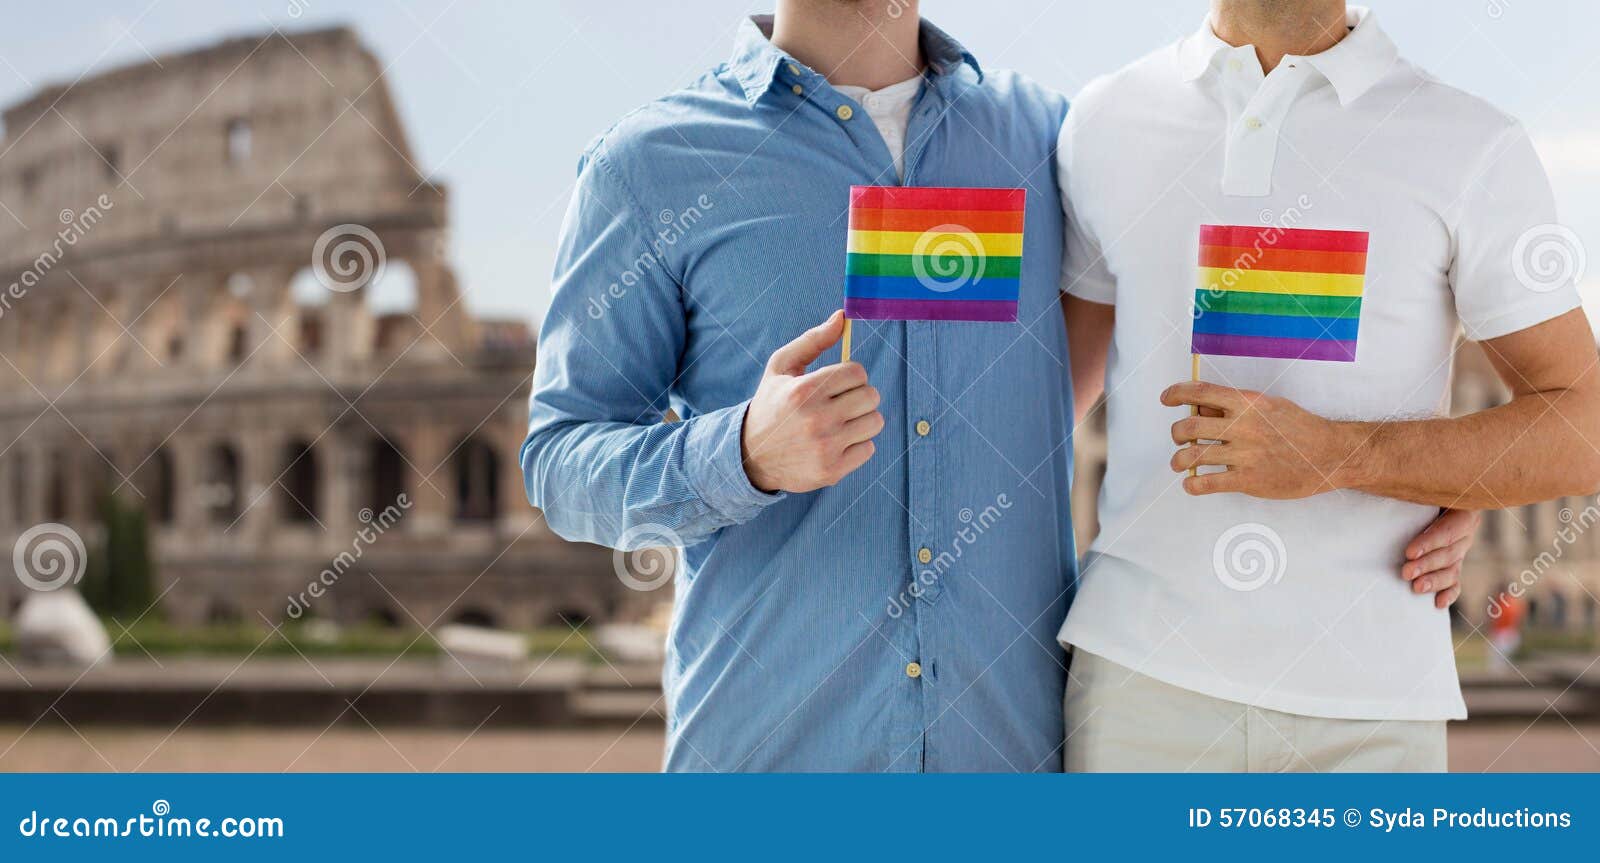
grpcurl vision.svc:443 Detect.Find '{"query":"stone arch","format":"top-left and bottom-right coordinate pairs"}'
top-left (289, 266), bottom-right (328, 356)
top-left (197, 272), bottom-right (255, 368)
top-left (44, 303), bottom-right (78, 381)
top-left (367, 434), bottom-right (408, 513)
top-left (368, 258), bottom-right (417, 314)
top-left (278, 438), bottom-right (320, 524)
top-left (202, 442), bottom-right (243, 523)
top-left (549, 603), bottom-right (601, 628)
top-left (370, 260), bottom-right (419, 354)
top-left (207, 598), bottom-right (243, 625)
top-left (8, 455), bottom-right (26, 525)
top-left (1547, 589), bottom-right (1570, 629)
top-left (9, 314), bottom-right (33, 380)
top-left (134, 446), bottom-right (176, 525)
top-left (44, 450), bottom-right (67, 521)
top-left (452, 435), bottom-right (499, 523)
top-left (454, 607), bottom-right (497, 628)
top-left (86, 284), bottom-right (128, 376)
top-left (143, 288), bottom-right (188, 366)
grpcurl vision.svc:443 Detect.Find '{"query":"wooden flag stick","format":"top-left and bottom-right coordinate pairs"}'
top-left (1189, 352), bottom-right (1199, 478)
top-left (841, 316), bottom-right (853, 363)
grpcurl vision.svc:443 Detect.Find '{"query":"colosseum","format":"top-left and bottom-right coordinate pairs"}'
top-left (0, 27), bottom-right (655, 629)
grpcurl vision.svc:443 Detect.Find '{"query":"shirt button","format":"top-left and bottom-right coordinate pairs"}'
top-left (915, 419), bottom-right (931, 437)
top-left (836, 104), bottom-right (854, 121)
top-left (1227, 58), bottom-right (1243, 72)
top-left (1245, 116), bottom-right (1263, 131)
top-left (917, 547), bottom-right (933, 564)
top-left (787, 62), bottom-right (801, 76)
top-left (792, 84), bottom-right (803, 95)
top-left (905, 662), bottom-right (922, 679)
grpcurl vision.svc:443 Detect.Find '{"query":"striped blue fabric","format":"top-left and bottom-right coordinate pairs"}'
top-left (523, 17), bottom-right (1075, 772)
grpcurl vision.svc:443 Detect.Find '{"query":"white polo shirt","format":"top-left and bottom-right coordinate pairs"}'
top-left (1057, 7), bottom-right (1581, 720)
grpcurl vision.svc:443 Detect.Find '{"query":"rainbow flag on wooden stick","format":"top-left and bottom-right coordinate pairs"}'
top-left (1192, 224), bottom-right (1368, 362)
top-left (844, 186), bottom-right (1026, 322)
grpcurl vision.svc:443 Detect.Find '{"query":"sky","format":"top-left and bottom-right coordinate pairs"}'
top-left (1, 0), bottom-right (1596, 324)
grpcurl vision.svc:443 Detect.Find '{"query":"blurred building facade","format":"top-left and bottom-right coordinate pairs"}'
top-left (1071, 348), bottom-right (1600, 635)
top-left (0, 28), bottom-right (655, 629)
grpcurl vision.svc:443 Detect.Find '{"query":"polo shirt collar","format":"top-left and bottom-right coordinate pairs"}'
top-left (728, 14), bottom-right (981, 106)
top-left (1175, 14), bottom-right (1233, 83)
top-left (1176, 5), bottom-right (1398, 107)
top-left (1298, 6), bottom-right (1398, 106)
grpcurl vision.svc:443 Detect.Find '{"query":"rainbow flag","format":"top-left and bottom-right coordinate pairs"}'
top-left (844, 186), bottom-right (1026, 322)
top-left (1192, 224), bottom-right (1368, 362)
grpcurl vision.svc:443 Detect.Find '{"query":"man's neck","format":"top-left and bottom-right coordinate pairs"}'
top-left (1210, 0), bottom-right (1348, 73)
top-left (770, 0), bottom-right (924, 90)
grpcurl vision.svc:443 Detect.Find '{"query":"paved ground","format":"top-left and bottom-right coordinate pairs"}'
top-left (2, 721), bottom-right (1596, 772)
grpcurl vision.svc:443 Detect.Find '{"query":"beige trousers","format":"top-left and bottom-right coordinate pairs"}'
top-left (1063, 651), bottom-right (1447, 772)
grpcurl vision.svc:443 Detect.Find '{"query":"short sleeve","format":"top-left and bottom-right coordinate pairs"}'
top-left (1450, 121), bottom-right (1582, 341)
top-left (1056, 111), bottom-right (1117, 305)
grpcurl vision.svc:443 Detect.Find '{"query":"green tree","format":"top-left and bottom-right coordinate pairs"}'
top-left (83, 491), bottom-right (158, 619)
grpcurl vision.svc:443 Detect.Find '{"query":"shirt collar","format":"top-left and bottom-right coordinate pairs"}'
top-left (1176, 5), bottom-right (1398, 107)
top-left (1299, 6), bottom-right (1398, 106)
top-left (728, 14), bottom-right (982, 105)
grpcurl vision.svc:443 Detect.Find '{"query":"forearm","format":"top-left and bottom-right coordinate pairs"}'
top-left (521, 402), bottom-right (780, 547)
top-left (1064, 295), bottom-right (1113, 426)
top-left (1335, 388), bottom-right (1600, 509)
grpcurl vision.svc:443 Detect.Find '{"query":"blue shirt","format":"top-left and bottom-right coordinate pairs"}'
top-left (523, 17), bottom-right (1075, 772)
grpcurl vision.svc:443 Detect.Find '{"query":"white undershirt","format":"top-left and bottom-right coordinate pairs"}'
top-left (835, 75), bottom-right (922, 179)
